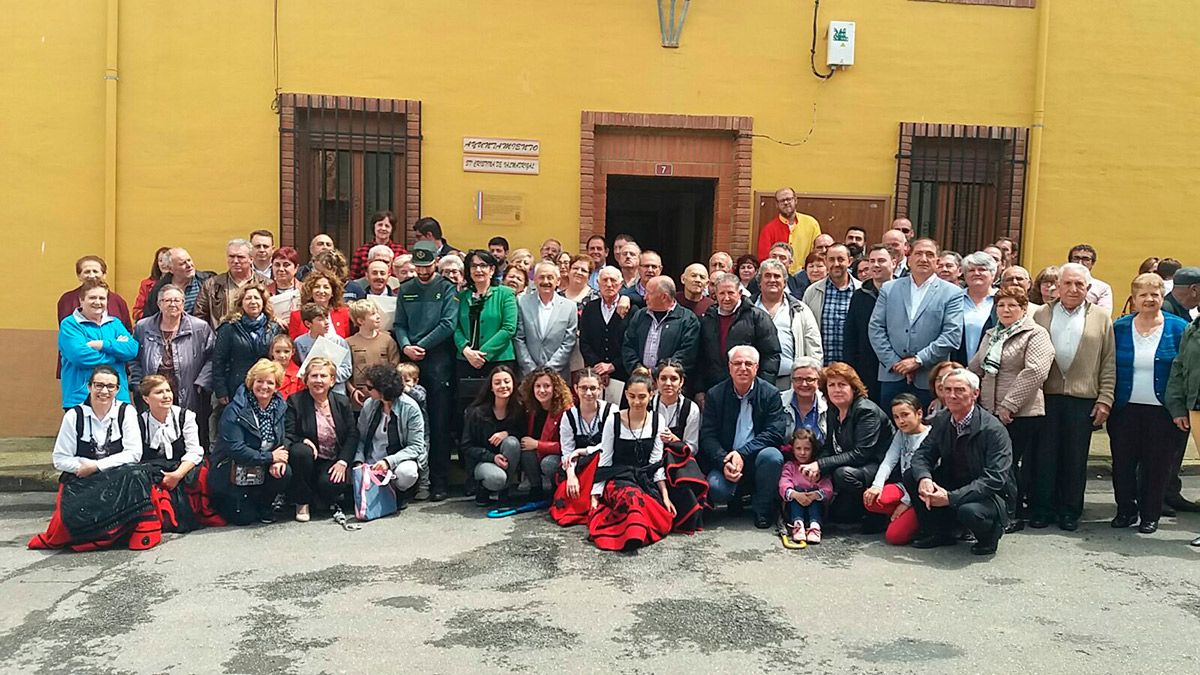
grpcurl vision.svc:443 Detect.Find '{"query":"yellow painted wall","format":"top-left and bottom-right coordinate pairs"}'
top-left (3, 0), bottom-right (1198, 434)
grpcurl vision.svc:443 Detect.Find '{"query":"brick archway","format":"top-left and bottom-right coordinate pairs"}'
top-left (579, 111), bottom-right (753, 256)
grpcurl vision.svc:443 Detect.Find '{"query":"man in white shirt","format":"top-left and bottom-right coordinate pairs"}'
top-left (514, 261), bottom-right (578, 380)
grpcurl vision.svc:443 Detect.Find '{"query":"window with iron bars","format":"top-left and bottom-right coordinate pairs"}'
top-left (894, 123), bottom-right (1027, 257)
top-left (278, 94), bottom-right (422, 253)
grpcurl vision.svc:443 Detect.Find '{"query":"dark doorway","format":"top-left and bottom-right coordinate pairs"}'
top-left (604, 175), bottom-right (715, 276)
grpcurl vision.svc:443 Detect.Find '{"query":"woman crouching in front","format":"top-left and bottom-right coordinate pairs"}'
top-left (588, 368), bottom-right (676, 551)
top-left (354, 365), bottom-right (427, 508)
top-left (139, 374), bottom-right (224, 531)
top-left (29, 365), bottom-right (152, 551)
top-left (210, 359), bottom-right (292, 525)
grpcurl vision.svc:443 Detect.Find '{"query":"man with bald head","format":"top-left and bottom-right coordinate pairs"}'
top-left (621, 275), bottom-right (701, 384)
top-left (891, 218), bottom-right (915, 243)
top-left (759, 187), bottom-right (822, 273)
top-left (144, 247), bottom-right (214, 318)
top-left (882, 228), bottom-right (910, 277)
top-left (677, 263), bottom-right (713, 316)
top-left (297, 233), bottom-right (336, 281)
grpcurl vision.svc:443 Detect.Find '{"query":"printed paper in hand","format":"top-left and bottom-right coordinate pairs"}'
top-left (269, 290), bottom-right (299, 324)
top-left (367, 294), bottom-right (397, 328)
top-left (299, 335), bottom-right (350, 377)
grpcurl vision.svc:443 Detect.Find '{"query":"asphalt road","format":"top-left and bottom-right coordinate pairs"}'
top-left (0, 478), bottom-right (1197, 675)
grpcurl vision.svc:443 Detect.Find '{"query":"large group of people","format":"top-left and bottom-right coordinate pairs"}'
top-left (38, 200), bottom-right (1200, 555)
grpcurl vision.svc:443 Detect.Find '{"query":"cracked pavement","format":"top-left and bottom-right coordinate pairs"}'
top-left (0, 478), bottom-right (1197, 674)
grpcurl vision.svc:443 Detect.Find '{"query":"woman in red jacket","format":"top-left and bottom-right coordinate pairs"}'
top-left (517, 367), bottom-right (572, 502)
top-left (288, 271), bottom-right (352, 340)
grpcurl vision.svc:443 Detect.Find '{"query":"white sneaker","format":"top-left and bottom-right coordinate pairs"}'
top-left (295, 504), bottom-right (311, 522)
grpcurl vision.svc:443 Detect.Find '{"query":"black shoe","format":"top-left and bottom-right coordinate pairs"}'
top-left (1004, 519), bottom-right (1025, 534)
top-left (970, 539), bottom-right (999, 556)
top-left (463, 484), bottom-right (478, 498)
top-left (1058, 516), bottom-right (1078, 532)
top-left (1137, 520), bottom-right (1158, 534)
top-left (1165, 495), bottom-right (1200, 513)
top-left (1110, 513), bottom-right (1139, 529)
top-left (754, 515), bottom-right (772, 529)
top-left (1028, 518), bottom-right (1050, 529)
top-left (1161, 505), bottom-right (1177, 518)
top-left (957, 529), bottom-right (977, 543)
top-left (430, 490), bottom-right (448, 503)
top-left (475, 489), bottom-right (492, 507)
top-left (911, 534), bottom-right (957, 549)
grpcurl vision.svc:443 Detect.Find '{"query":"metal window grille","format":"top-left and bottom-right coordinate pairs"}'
top-left (894, 123), bottom-right (1028, 256)
top-left (278, 94), bottom-right (421, 251)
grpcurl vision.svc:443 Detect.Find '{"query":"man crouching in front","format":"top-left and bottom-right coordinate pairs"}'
top-left (906, 367), bottom-right (1013, 556)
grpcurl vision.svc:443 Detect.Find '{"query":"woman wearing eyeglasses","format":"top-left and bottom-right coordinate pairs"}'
top-left (130, 284), bottom-right (214, 428)
top-left (453, 250), bottom-right (518, 402)
top-left (30, 365), bottom-right (155, 551)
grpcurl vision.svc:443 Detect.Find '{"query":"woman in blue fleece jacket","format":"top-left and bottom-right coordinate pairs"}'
top-left (58, 280), bottom-right (139, 408)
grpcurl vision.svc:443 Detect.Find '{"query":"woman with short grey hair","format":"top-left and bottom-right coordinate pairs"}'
top-left (130, 284), bottom-right (215, 424)
top-left (954, 251), bottom-right (999, 364)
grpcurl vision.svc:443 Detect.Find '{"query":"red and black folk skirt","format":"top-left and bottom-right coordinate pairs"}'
top-left (586, 467), bottom-right (674, 551)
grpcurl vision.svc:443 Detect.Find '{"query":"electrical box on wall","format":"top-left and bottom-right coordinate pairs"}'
top-left (827, 20), bottom-right (855, 66)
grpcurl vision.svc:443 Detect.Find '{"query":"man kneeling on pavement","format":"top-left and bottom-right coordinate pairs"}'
top-left (906, 367), bottom-right (1013, 556)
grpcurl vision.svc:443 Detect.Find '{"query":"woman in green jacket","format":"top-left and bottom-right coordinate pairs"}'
top-left (455, 250), bottom-right (519, 390)
top-left (1164, 315), bottom-right (1200, 547)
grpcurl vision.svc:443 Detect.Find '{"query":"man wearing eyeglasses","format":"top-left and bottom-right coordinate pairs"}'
top-left (1067, 244), bottom-right (1113, 313)
top-left (758, 187), bottom-right (822, 274)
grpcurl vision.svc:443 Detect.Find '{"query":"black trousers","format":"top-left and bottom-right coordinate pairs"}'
top-left (422, 366), bottom-right (455, 491)
top-left (1032, 395), bottom-right (1095, 521)
top-left (1005, 415), bottom-right (1042, 519)
top-left (288, 446), bottom-right (350, 509)
top-left (903, 470), bottom-right (1004, 544)
top-left (1108, 403), bottom-right (1185, 522)
top-left (827, 463), bottom-right (879, 523)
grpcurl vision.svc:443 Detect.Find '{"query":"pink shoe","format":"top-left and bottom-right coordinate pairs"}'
top-left (790, 522), bottom-right (805, 541)
top-left (806, 526), bottom-right (822, 544)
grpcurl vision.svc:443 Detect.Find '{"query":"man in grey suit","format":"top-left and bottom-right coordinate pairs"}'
top-left (868, 238), bottom-right (964, 410)
top-left (514, 261), bottom-right (578, 379)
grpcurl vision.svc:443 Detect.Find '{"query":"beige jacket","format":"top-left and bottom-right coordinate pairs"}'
top-left (1032, 301), bottom-right (1116, 405)
top-left (195, 272), bottom-right (254, 329)
top-left (968, 319), bottom-right (1054, 417)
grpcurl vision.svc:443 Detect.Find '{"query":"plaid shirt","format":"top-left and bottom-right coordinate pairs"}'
top-left (349, 240), bottom-right (407, 279)
top-left (821, 283), bottom-right (854, 364)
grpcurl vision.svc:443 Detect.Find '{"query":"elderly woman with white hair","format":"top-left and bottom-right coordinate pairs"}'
top-left (953, 251), bottom-right (998, 364)
top-left (438, 253), bottom-right (466, 292)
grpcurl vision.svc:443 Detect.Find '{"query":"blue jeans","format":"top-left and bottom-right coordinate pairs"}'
top-left (785, 500), bottom-right (823, 528)
top-left (879, 380), bottom-right (934, 412)
top-left (706, 447), bottom-right (785, 519)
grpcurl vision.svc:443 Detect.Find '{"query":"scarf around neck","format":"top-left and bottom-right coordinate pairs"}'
top-left (982, 316), bottom-right (1026, 375)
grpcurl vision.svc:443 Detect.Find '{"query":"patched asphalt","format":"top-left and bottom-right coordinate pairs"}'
top-left (0, 479), bottom-right (1197, 674)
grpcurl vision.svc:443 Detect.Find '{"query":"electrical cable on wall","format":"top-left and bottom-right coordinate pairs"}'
top-left (270, 0), bottom-right (281, 112)
top-left (811, 0), bottom-right (835, 80)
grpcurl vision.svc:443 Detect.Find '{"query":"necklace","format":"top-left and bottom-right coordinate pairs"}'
top-left (1134, 314), bottom-right (1162, 338)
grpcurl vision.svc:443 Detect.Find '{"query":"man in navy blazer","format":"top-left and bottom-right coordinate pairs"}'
top-left (868, 238), bottom-right (965, 410)
top-left (699, 345), bottom-right (790, 528)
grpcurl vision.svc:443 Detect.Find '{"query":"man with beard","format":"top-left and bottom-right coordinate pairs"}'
top-left (393, 241), bottom-right (459, 501)
top-left (758, 187), bottom-right (822, 273)
top-left (844, 226), bottom-right (867, 260)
